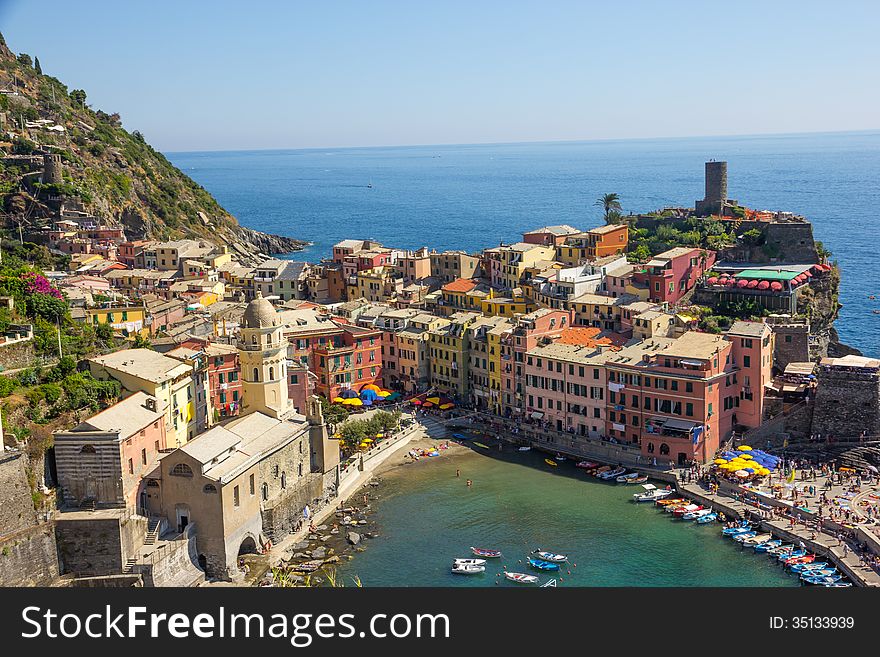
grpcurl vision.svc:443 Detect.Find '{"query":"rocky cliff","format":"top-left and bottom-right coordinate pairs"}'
top-left (0, 33), bottom-right (306, 264)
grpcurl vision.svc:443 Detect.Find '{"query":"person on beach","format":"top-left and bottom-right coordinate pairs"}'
top-left (456, 469), bottom-right (460, 478)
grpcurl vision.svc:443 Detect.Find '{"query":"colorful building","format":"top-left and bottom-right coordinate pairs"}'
top-left (631, 247), bottom-right (716, 306)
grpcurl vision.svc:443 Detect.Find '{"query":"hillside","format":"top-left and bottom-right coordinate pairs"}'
top-left (0, 33), bottom-right (306, 263)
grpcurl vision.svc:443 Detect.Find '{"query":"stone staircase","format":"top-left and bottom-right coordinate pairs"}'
top-left (144, 518), bottom-right (162, 546)
top-left (122, 557), bottom-right (137, 574)
top-left (417, 415), bottom-right (451, 439)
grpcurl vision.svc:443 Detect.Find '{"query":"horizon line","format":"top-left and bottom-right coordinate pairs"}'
top-left (162, 127), bottom-right (880, 156)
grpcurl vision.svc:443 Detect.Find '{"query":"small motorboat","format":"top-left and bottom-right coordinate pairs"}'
top-left (453, 558), bottom-right (486, 566)
top-left (616, 472), bottom-right (640, 483)
top-left (789, 561), bottom-right (829, 573)
top-left (655, 497), bottom-right (686, 507)
top-left (627, 475), bottom-right (649, 484)
top-left (592, 465), bottom-right (612, 477)
top-left (696, 512), bottom-right (718, 524)
top-left (634, 484), bottom-right (672, 502)
top-left (722, 523), bottom-right (753, 535)
top-left (731, 531), bottom-right (757, 543)
top-left (473, 442), bottom-right (490, 449)
top-left (741, 533), bottom-right (773, 546)
top-left (799, 568), bottom-right (838, 578)
top-left (576, 460), bottom-right (598, 470)
top-left (518, 446), bottom-right (531, 452)
top-left (504, 571), bottom-right (539, 584)
top-left (754, 539), bottom-right (782, 553)
top-left (785, 554), bottom-right (816, 566)
top-left (801, 573), bottom-right (843, 585)
top-left (528, 557), bottom-right (560, 571)
top-left (599, 466), bottom-right (626, 480)
top-left (451, 563), bottom-right (485, 575)
top-left (554, 455), bottom-right (567, 461)
top-left (777, 548), bottom-right (807, 562)
top-left (767, 544), bottom-right (794, 555)
top-left (682, 508), bottom-right (713, 521)
top-left (533, 549), bottom-right (567, 563)
top-left (673, 504), bottom-right (703, 518)
top-left (823, 582), bottom-right (852, 587)
top-left (545, 459), bottom-right (558, 467)
top-left (471, 547), bottom-right (502, 558)
top-left (451, 433), bottom-right (467, 440)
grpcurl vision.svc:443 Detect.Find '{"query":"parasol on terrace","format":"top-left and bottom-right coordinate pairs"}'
top-left (340, 388), bottom-right (359, 399)
top-left (757, 280), bottom-right (770, 290)
top-left (770, 281), bottom-right (784, 291)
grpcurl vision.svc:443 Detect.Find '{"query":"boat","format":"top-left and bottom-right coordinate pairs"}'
top-left (473, 442), bottom-right (490, 449)
top-left (627, 476), bottom-right (649, 484)
top-left (634, 484), bottom-right (672, 502)
top-left (767, 544), bottom-right (794, 555)
top-left (722, 523), bottom-right (753, 535)
top-left (801, 573), bottom-right (843, 585)
top-left (655, 497), bottom-right (686, 507)
top-left (451, 563), bottom-right (485, 575)
top-left (592, 465), bottom-right (612, 477)
top-left (753, 539), bottom-right (782, 552)
top-left (504, 571), bottom-right (539, 584)
top-left (533, 550), bottom-right (567, 563)
top-left (777, 549), bottom-right (807, 562)
top-left (518, 446), bottom-right (531, 452)
top-left (554, 455), bottom-right (567, 461)
top-left (682, 508), bottom-right (713, 521)
top-left (528, 557), bottom-right (561, 571)
top-left (731, 531), bottom-right (757, 543)
top-left (665, 503), bottom-right (691, 514)
top-left (673, 504), bottom-right (703, 518)
top-left (453, 558), bottom-right (486, 566)
top-left (576, 460), bottom-right (599, 470)
top-left (784, 554), bottom-right (815, 566)
top-left (741, 533), bottom-right (773, 546)
top-left (451, 433), bottom-right (467, 440)
top-left (545, 459), bottom-right (558, 467)
top-left (367, 179), bottom-right (373, 189)
top-left (695, 512), bottom-right (718, 524)
top-left (797, 567), bottom-right (837, 578)
top-left (822, 582), bottom-right (852, 587)
top-left (616, 472), bottom-right (640, 483)
top-left (789, 562), bottom-right (829, 573)
top-left (598, 466), bottom-right (626, 480)
top-left (470, 547), bottom-right (502, 558)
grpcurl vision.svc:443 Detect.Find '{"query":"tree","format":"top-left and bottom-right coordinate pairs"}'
top-left (70, 89), bottom-right (87, 107)
top-left (34, 57), bottom-right (42, 74)
top-left (16, 53), bottom-right (32, 67)
top-left (595, 193), bottom-right (622, 223)
top-left (604, 209), bottom-right (623, 225)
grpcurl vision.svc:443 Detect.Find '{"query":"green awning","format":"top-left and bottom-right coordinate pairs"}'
top-left (735, 269), bottom-right (799, 281)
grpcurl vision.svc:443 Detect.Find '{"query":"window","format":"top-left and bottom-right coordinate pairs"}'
top-left (203, 484), bottom-right (217, 494)
top-left (269, 366), bottom-right (275, 380)
top-left (660, 443), bottom-right (670, 455)
top-left (79, 444), bottom-right (96, 454)
top-left (290, 374), bottom-right (299, 384)
top-left (141, 448), bottom-right (147, 465)
top-left (685, 382), bottom-right (693, 393)
top-left (253, 368), bottom-right (259, 381)
top-left (170, 463), bottom-right (193, 477)
top-left (281, 472), bottom-right (287, 489)
top-left (249, 474), bottom-right (255, 495)
top-left (743, 355), bottom-right (751, 368)
top-left (262, 483), bottom-right (269, 501)
top-left (233, 485), bottom-right (240, 507)
top-left (128, 458), bottom-right (134, 475)
top-left (685, 403), bottom-right (693, 417)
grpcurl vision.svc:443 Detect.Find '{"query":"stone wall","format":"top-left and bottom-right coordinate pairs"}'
top-left (769, 322), bottom-right (810, 370)
top-left (0, 523), bottom-right (60, 586)
top-left (55, 513), bottom-right (147, 576)
top-left (261, 473), bottom-right (323, 541)
top-left (0, 338), bottom-right (36, 371)
top-left (812, 369), bottom-right (880, 439)
top-left (0, 452), bottom-right (38, 535)
top-left (134, 524), bottom-right (204, 587)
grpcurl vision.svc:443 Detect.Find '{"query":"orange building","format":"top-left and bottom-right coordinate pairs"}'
top-left (555, 224), bottom-right (628, 265)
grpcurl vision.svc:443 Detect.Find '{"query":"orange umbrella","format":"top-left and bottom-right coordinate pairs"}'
top-left (362, 384), bottom-right (381, 393)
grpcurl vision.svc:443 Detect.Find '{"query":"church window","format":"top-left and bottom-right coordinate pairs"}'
top-left (170, 463), bottom-right (193, 477)
top-left (253, 368), bottom-right (259, 381)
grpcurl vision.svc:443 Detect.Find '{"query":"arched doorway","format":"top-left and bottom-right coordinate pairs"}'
top-left (238, 536), bottom-right (258, 555)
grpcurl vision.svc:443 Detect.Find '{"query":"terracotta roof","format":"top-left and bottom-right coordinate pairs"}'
top-left (556, 327), bottom-right (626, 350)
top-left (442, 278), bottom-right (479, 293)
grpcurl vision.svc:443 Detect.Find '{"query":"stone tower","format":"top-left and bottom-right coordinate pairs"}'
top-left (306, 394), bottom-right (340, 474)
top-left (695, 160), bottom-right (735, 216)
top-left (238, 292), bottom-right (290, 419)
top-left (42, 153), bottom-right (63, 185)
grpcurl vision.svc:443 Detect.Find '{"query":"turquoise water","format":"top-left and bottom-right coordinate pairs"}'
top-left (336, 447), bottom-right (798, 587)
top-left (168, 131), bottom-right (880, 356)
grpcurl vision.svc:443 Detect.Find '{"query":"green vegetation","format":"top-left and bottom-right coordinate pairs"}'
top-left (337, 410), bottom-right (402, 455)
top-left (595, 193), bottom-right (623, 225)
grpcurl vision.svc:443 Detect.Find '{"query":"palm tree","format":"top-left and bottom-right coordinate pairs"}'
top-left (595, 193), bottom-right (622, 224)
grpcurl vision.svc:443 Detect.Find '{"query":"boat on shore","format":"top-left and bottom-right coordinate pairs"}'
top-left (754, 539), bottom-right (782, 553)
top-left (598, 466), bottom-right (626, 480)
top-left (627, 475), bottom-right (649, 484)
top-left (518, 446), bottom-right (531, 452)
top-left (741, 533), bottom-right (772, 546)
top-left (616, 472), bottom-right (640, 483)
top-left (471, 547), bottom-right (502, 558)
top-left (473, 441), bottom-right (490, 449)
top-left (731, 531), bottom-right (757, 543)
top-left (504, 571), bottom-right (539, 584)
top-left (451, 563), bottom-right (485, 575)
top-left (682, 508), bottom-right (713, 521)
top-left (528, 557), bottom-right (561, 571)
top-left (545, 459), bottom-right (558, 467)
top-left (533, 549), bottom-right (567, 563)
top-left (789, 561), bottom-right (829, 573)
top-left (655, 497), bottom-right (686, 507)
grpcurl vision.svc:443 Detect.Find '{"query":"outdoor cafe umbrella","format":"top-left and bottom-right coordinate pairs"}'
top-left (362, 384), bottom-right (382, 393)
top-left (340, 388), bottom-right (359, 399)
top-left (332, 397), bottom-right (345, 403)
top-left (410, 398), bottom-right (422, 405)
top-left (385, 392), bottom-right (402, 401)
top-left (427, 397), bottom-right (441, 404)
top-left (440, 403), bottom-right (454, 410)
top-left (360, 388), bottom-right (379, 402)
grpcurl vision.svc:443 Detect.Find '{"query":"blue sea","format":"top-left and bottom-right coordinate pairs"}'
top-left (168, 131), bottom-right (880, 356)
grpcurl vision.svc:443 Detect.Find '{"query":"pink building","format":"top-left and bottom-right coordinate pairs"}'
top-left (631, 247), bottom-right (716, 305)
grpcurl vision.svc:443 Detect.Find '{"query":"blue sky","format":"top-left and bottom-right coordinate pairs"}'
top-left (1, 0), bottom-right (877, 152)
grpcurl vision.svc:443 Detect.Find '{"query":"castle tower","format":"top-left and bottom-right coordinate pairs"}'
top-left (306, 394), bottom-right (340, 474)
top-left (42, 153), bottom-right (63, 185)
top-left (704, 160), bottom-right (727, 203)
top-left (238, 292), bottom-right (290, 419)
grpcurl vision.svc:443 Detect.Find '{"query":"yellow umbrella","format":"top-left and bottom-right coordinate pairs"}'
top-left (363, 438), bottom-right (373, 443)
top-left (739, 454), bottom-right (753, 460)
top-left (713, 459), bottom-right (727, 465)
top-left (332, 397), bottom-right (345, 403)
top-left (376, 433), bottom-right (384, 438)
top-left (440, 403), bottom-right (454, 410)
top-left (737, 445), bottom-right (753, 451)
top-left (377, 390), bottom-right (391, 397)
top-left (427, 397), bottom-right (441, 404)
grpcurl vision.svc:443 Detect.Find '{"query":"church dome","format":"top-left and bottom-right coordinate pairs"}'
top-left (242, 292), bottom-right (279, 329)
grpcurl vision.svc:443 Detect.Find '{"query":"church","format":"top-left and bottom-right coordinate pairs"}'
top-left (145, 293), bottom-right (341, 579)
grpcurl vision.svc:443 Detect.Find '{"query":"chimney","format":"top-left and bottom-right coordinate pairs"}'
top-left (145, 396), bottom-right (158, 412)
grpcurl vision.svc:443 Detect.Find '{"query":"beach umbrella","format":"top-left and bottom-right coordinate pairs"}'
top-left (737, 445), bottom-right (753, 451)
top-left (736, 279), bottom-right (749, 288)
top-left (714, 459), bottom-right (727, 465)
top-left (385, 392), bottom-right (402, 401)
top-left (739, 454), bottom-right (753, 460)
top-left (410, 398), bottom-right (422, 405)
top-left (735, 470), bottom-right (750, 478)
top-left (340, 388), bottom-right (359, 399)
top-left (362, 384), bottom-right (381, 393)
top-left (376, 433), bottom-right (384, 438)
top-left (770, 281), bottom-right (783, 291)
top-left (427, 397), bottom-right (441, 404)
top-left (422, 401), bottom-right (434, 408)
top-left (360, 388), bottom-right (379, 402)
top-left (362, 398), bottom-right (373, 406)
top-left (440, 403), bottom-right (454, 410)
top-left (757, 280), bottom-right (770, 290)
top-left (344, 398), bottom-right (363, 406)
top-left (746, 280), bottom-right (759, 289)
top-left (332, 397), bottom-right (345, 403)
top-left (377, 390), bottom-right (391, 397)
top-left (707, 277), bottom-right (718, 285)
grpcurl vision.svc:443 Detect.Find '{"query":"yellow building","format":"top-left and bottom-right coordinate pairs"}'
top-left (439, 278), bottom-right (492, 315)
top-left (351, 266), bottom-right (404, 303)
top-left (483, 242), bottom-right (556, 291)
top-left (84, 305), bottom-right (149, 337)
top-left (467, 316), bottom-right (511, 411)
top-left (394, 313), bottom-right (450, 393)
top-left (480, 296), bottom-right (533, 318)
top-left (427, 312), bottom-right (479, 398)
top-left (89, 349), bottom-right (198, 447)
top-left (486, 318), bottom-right (514, 415)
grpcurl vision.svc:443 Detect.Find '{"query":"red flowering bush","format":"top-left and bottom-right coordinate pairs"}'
top-left (23, 272), bottom-right (63, 299)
